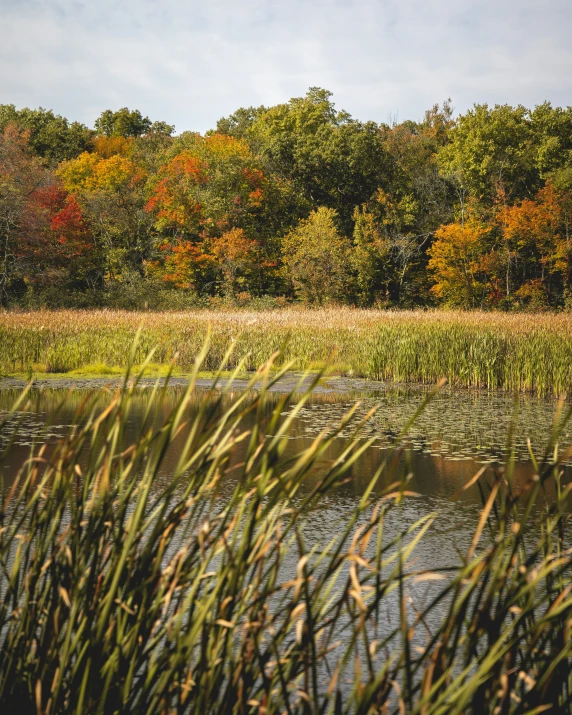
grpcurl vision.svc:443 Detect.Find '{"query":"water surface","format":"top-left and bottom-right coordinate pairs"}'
top-left (1, 380), bottom-right (567, 556)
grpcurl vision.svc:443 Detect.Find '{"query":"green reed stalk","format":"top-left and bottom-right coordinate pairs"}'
top-left (0, 347), bottom-right (571, 712)
top-left (2, 308), bottom-right (572, 394)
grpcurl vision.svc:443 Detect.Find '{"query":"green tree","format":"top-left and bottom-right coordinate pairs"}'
top-left (94, 108), bottom-right (173, 138)
top-left (530, 103), bottom-right (572, 183)
top-left (438, 104), bottom-right (540, 204)
top-left (375, 102), bottom-right (455, 305)
top-left (248, 88), bottom-right (390, 233)
top-left (214, 106), bottom-right (267, 139)
top-left (0, 105), bottom-right (92, 164)
top-left (382, 102), bottom-right (454, 235)
top-left (351, 205), bottom-right (391, 305)
top-left (281, 207), bottom-right (351, 304)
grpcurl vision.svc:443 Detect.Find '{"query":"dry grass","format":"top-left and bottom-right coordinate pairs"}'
top-left (1, 308), bottom-right (572, 393)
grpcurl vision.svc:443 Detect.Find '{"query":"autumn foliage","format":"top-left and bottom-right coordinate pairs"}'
top-left (0, 126), bottom-right (95, 299)
top-left (428, 222), bottom-right (489, 307)
top-left (2, 94), bottom-right (572, 308)
top-left (146, 240), bottom-right (213, 291)
top-left (144, 152), bottom-right (207, 233)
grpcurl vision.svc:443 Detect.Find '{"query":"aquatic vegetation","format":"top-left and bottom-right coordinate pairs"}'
top-left (288, 385), bottom-right (572, 467)
top-left (1, 353), bottom-right (572, 713)
top-left (2, 308), bottom-right (572, 394)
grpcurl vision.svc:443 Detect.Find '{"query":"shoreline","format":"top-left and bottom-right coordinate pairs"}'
top-left (0, 372), bottom-right (566, 401)
top-left (1, 308), bottom-right (571, 396)
top-left (0, 373), bottom-right (387, 395)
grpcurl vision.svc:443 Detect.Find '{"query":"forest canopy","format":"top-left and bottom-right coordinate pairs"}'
top-left (1, 91), bottom-right (572, 310)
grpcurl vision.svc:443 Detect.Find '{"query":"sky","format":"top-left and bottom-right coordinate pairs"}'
top-left (1, 0), bottom-right (571, 133)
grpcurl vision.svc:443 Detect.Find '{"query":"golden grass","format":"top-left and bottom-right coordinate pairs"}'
top-left (1, 308), bottom-right (572, 394)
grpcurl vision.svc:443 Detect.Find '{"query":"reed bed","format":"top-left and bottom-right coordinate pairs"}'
top-left (0, 351), bottom-right (572, 713)
top-left (1, 308), bottom-right (572, 394)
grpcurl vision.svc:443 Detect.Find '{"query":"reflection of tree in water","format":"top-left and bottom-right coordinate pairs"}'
top-left (1, 383), bottom-right (570, 495)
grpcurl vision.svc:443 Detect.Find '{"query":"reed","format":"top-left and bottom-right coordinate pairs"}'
top-left (0, 350), bottom-right (571, 713)
top-left (2, 308), bottom-right (572, 395)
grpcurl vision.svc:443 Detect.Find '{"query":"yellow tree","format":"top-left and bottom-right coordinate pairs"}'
top-left (428, 221), bottom-right (488, 307)
top-left (57, 150), bottom-right (149, 281)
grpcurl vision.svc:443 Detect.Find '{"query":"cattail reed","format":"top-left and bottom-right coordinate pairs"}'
top-left (0, 348), bottom-right (571, 712)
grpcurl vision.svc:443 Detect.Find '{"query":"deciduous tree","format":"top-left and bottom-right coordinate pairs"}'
top-left (210, 228), bottom-right (259, 297)
top-left (247, 88), bottom-right (390, 233)
top-left (0, 125), bottom-right (49, 300)
top-left (0, 105), bottom-right (91, 164)
top-left (145, 134), bottom-right (276, 294)
top-left (351, 205), bottom-right (391, 305)
top-left (58, 150), bottom-right (150, 281)
top-left (94, 108), bottom-right (173, 138)
top-left (0, 126), bottom-right (94, 301)
top-left (495, 181), bottom-right (569, 305)
top-left (281, 207), bottom-right (351, 304)
top-left (428, 220), bottom-right (488, 307)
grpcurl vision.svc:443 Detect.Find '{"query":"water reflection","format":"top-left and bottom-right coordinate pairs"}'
top-left (0, 382), bottom-right (568, 566)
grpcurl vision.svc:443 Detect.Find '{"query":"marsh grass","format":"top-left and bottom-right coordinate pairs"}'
top-left (2, 308), bottom-right (572, 394)
top-left (0, 346), bottom-right (572, 713)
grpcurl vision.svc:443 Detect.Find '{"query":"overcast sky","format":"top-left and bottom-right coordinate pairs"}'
top-left (1, 0), bottom-right (570, 133)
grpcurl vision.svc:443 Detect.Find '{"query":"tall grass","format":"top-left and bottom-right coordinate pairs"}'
top-left (0, 350), bottom-right (572, 713)
top-left (2, 308), bottom-right (572, 394)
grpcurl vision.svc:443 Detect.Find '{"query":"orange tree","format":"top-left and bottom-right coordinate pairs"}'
top-left (495, 182), bottom-right (569, 306)
top-left (210, 228), bottom-right (260, 297)
top-left (144, 133), bottom-right (281, 295)
top-left (428, 185), bottom-right (572, 309)
top-left (145, 240), bottom-right (213, 291)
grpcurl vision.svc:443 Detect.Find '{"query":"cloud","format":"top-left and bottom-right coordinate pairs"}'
top-left (0, 0), bottom-right (570, 132)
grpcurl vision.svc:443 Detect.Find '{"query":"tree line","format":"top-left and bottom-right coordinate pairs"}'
top-left (2, 89), bottom-right (572, 309)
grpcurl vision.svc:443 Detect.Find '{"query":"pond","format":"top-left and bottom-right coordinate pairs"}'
top-left (0, 375), bottom-right (569, 574)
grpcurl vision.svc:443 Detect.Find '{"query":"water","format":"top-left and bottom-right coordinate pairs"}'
top-left (0, 380), bottom-right (567, 563)
top-left (0, 378), bottom-right (569, 705)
